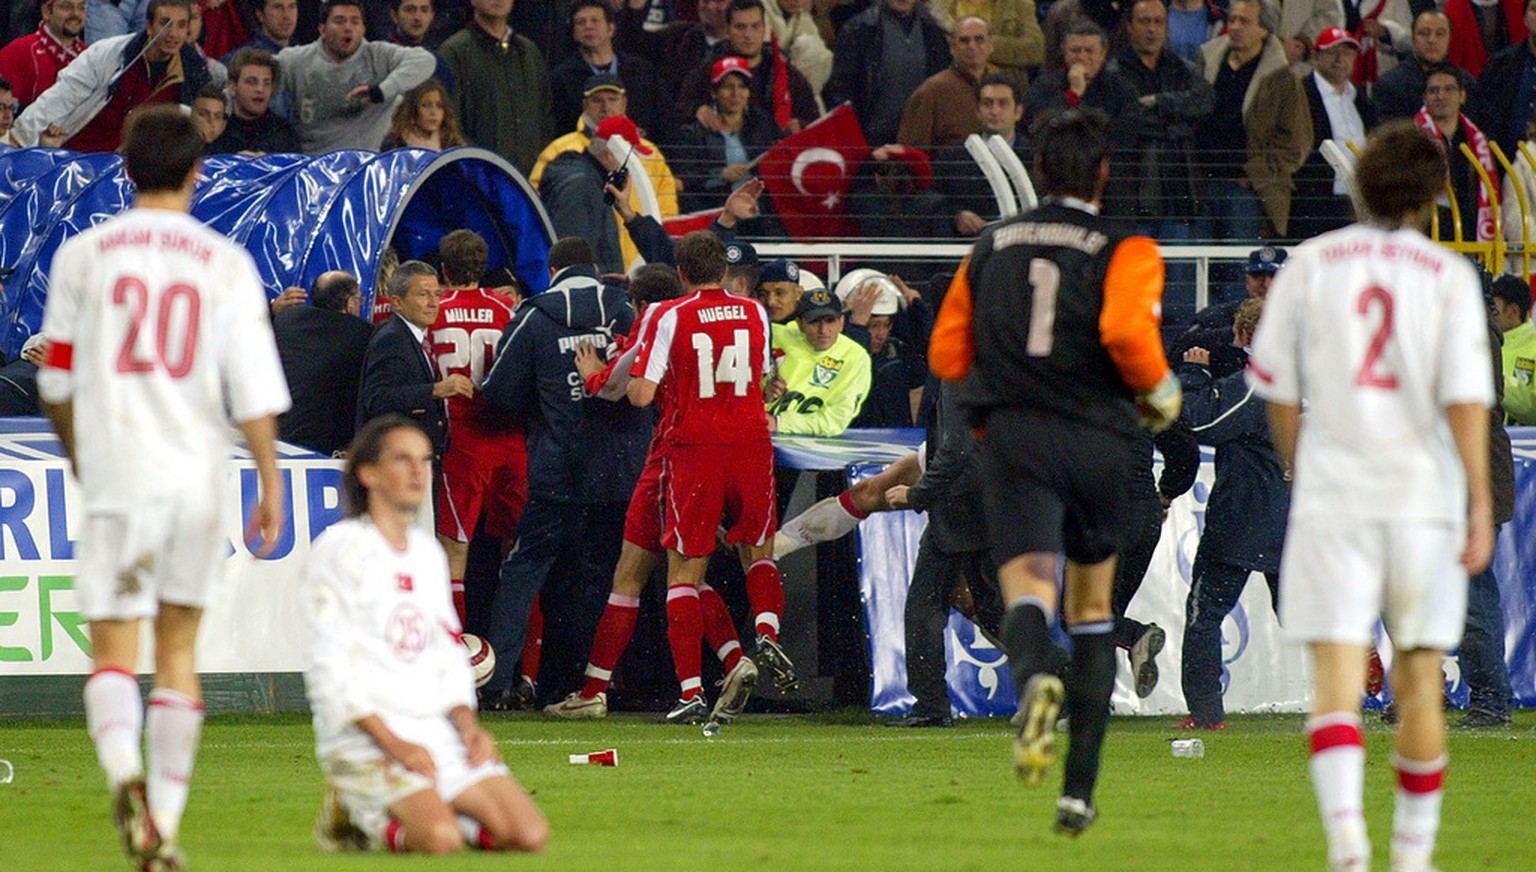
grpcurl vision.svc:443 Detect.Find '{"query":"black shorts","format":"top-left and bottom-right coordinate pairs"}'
top-left (978, 406), bottom-right (1138, 566)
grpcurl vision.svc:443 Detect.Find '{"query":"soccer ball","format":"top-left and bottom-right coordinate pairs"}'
top-left (462, 633), bottom-right (496, 688)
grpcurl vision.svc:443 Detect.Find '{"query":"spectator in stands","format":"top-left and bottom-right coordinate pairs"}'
top-left (225, 0), bottom-right (298, 61)
top-left (765, 288), bottom-right (872, 435)
top-left (208, 47), bottom-right (300, 153)
top-left (675, 0), bottom-right (818, 132)
top-left (550, 1), bottom-right (664, 137)
top-left (85, 0), bottom-right (149, 44)
top-left (381, 77), bottom-right (464, 148)
top-left (1374, 10), bottom-right (1453, 121)
top-left (187, 2), bottom-right (229, 87)
top-left (1025, 20), bottom-right (1144, 215)
top-left (674, 57), bottom-right (783, 213)
top-left (1493, 273), bottom-right (1536, 423)
top-left (278, 0), bottom-right (433, 152)
top-left (1166, 0), bottom-right (1224, 64)
top-left (9, 0), bottom-right (213, 151)
top-left (840, 271), bottom-right (929, 428)
top-left (930, 73), bottom-right (1025, 237)
top-left (0, 76), bottom-right (15, 140)
top-left (273, 270), bottom-right (374, 456)
top-left (763, 0), bottom-right (834, 108)
top-left (617, 0), bottom-right (730, 99)
top-left (540, 115), bottom-right (653, 274)
top-left (1278, 0), bottom-right (1345, 65)
top-left (1293, 27), bottom-right (1375, 240)
top-left (896, 16), bottom-right (992, 150)
top-left (825, 0), bottom-right (950, 148)
top-left (0, 0), bottom-right (87, 108)
top-left (439, 0), bottom-right (552, 176)
top-left (385, 0), bottom-right (456, 90)
top-left (929, 0), bottom-right (1044, 84)
top-left (1117, 0), bottom-right (1214, 242)
top-left (1420, 63), bottom-right (1497, 241)
top-left (1194, 0), bottom-right (1312, 239)
top-left (533, 73), bottom-right (680, 269)
top-left (1446, 0), bottom-right (1527, 76)
top-left (191, 83), bottom-right (228, 145)
top-left (1473, 0), bottom-right (1536, 157)
top-left (356, 259), bottom-right (473, 458)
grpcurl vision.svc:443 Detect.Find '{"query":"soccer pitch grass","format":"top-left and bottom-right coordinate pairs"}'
top-left (3, 711), bottom-right (1531, 872)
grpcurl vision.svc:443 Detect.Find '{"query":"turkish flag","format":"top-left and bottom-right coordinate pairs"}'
top-left (758, 104), bottom-right (870, 241)
top-left (662, 208), bottom-right (725, 238)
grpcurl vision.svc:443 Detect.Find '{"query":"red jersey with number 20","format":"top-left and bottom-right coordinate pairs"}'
top-left (631, 287), bottom-right (773, 445)
top-left (430, 287), bottom-right (520, 438)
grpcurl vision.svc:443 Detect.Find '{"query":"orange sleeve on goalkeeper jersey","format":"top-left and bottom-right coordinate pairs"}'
top-left (929, 258), bottom-right (975, 381)
top-left (1099, 236), bottom-right (1170, 392)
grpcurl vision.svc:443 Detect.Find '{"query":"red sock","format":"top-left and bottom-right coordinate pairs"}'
top-left (666, 585), bottom-right (703, 700)
top-left (698, 584), bottom-right (744, 672)
top-left (385, 818), bottom-right (408, 853)
top-left (519, 596), bottom-right (543, 685)
top-left (581, 593), bottom-right (641, 697)
top-left (745, 559), bottom-right (784, 641)
top-left (450, 578), bottom-right (466, 625)
top-left (838, 489), bottom-right (870, 520)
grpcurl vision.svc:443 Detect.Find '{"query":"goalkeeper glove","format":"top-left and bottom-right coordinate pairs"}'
top-left (1136, 371), bottom-right (1182, 434)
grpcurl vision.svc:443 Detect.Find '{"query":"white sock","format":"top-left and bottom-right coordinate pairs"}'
top-left (1391, 753), bottom-right (1446, 871)
top-left (775, 494), bottom-right (864, 558)
top-left (459, 815), bottom-right (495, 850)
top-left (145, 688), bottom-right (203, 842)
top-left (1307, 712), bottom-right (1368, 867)
top-left (84, 669), bottom-right (144, 788)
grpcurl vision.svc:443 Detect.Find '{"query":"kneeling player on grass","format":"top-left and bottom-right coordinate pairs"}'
top-left (1247, 121), bottom-right (1493, 872)
top-left (302, 417), bottom-right (548, 855)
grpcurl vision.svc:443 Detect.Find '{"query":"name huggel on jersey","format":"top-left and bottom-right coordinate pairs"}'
top-left (37, 210), bottom-right (290, 508)
top-left (630, 288), bottom-right (772, 445)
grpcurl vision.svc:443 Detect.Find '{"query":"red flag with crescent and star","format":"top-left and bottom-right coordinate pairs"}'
top-left (757, 104), bottom-right (870, 240)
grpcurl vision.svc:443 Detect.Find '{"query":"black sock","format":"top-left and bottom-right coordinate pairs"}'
top-left (1063, 622), bottom-right (1116, 803)
top-left (1000, 598), bottom-right (1052, 692)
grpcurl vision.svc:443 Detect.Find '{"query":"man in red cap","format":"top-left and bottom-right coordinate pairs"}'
top-left (539, 109), bottom-right (657, 274)
top-left (1294, 26), bottom-right (1377, 239)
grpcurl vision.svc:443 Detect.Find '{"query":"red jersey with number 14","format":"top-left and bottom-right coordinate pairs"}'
top-left (429, 287), bottom-right (520, 438)
top-left (631, 287), bottom-right (772, 446)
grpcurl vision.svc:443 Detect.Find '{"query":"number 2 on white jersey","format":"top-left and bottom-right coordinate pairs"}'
top-left (1355, 285), bottom-right (1399, 390)
top-left (692, 329), bottom-right (751, 398)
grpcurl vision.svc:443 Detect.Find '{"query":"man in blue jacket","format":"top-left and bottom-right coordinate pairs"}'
top-left (478, 237), bottom-right (650, 710)
top-left (1176, 297), bottom-right (1289, 729)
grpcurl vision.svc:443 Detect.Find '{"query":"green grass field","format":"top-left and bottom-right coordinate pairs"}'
top-left (2, 711), bottom-right (1532, 871)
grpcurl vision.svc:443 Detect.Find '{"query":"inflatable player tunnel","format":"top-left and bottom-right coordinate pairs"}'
top-left (0, 146), bottom-right (556, 358)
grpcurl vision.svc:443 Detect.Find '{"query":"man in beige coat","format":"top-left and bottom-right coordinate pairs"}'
top-left (1196, 0), bottom-right (1312, 238)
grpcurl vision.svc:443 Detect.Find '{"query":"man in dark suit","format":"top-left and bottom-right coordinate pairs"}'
top-left (1294, 27), bottom-right (1376, 240)
top-left (272, 271), bottom-right (374, 455)
top-left (356, 259), bottom-right (473, 457)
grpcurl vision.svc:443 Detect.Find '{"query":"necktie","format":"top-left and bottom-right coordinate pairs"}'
top-left (421, 336), bottom-right (437, 377)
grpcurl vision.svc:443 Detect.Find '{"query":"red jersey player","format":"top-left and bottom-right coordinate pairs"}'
top-left (427, 230), bottom-right (528, 622)
top-left (627, 232), bottom-right (792, 723)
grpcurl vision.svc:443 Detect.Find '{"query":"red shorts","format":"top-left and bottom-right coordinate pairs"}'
top-left (661, 440), bottom-right (776, 559)
top-left (435, 429), bottom-right (528, 542)
top-left (623, 452), bottom-right (665, 552)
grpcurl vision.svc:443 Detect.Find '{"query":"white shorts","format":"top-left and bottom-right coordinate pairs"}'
top-left (74, 489), bottom-right (225, 621)
top-left (318, 714), bottom-right (508, 848)
top-left (1279, 517), bottom-right (1468, 650)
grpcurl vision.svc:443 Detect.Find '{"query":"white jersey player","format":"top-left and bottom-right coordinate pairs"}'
top-left (1246, 121), bottom-right (1494, 872)
top-left (36, 107), bottom-right (290, 872)
top-left (302, 416), bottom-right (547, 855)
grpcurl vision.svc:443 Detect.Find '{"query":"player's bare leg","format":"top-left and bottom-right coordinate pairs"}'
top-left (450, 774), bottom-right (549, 852)
top-left (662, 554), bottom-right (710, 723)
top-left (547, 541), bottom-right (658, 718)
top-left (1306, 641), bottom-right (1372, 872)
top-left (383, 789), bottom-right (466, 855)
top-left (86, 618), bottom-right (159, 864)
top-left (1054, 557), bottom-right (1117, 836)
top-left (997, 552), bottom-right (1066, 789)
top-left (141, 604), bottom-right (205, 867)
top-left (1388, 647), bottom-right (1451, 872)
top-left (737, 541), bottom-right (796, 693)
top-left (773, 452), bottom-right (922, 558)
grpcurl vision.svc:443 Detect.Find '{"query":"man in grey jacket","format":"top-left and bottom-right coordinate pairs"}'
top-left (277, 0), bottom-right (433, 152)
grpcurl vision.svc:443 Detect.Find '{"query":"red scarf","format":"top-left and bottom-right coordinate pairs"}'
top-left (770, 33), bottom-right (793, 130)
top-left (1415, 107), bottom-right (1497, 241)
top-left (1349, 0), bottom-right (1387, 87)
top-left (35, 22), bottom-right (84, 68)
top-left (1444, 0), bottom-right (1529, 77)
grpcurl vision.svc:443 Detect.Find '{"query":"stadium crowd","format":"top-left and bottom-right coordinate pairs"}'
top-left (0, 0), bottom-right (1529, 732)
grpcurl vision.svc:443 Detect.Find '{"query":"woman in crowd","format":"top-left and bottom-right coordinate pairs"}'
top-left (382, 80), bottom-right (464, 151)
top-left (673, 57), bottom-right (784, 214)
